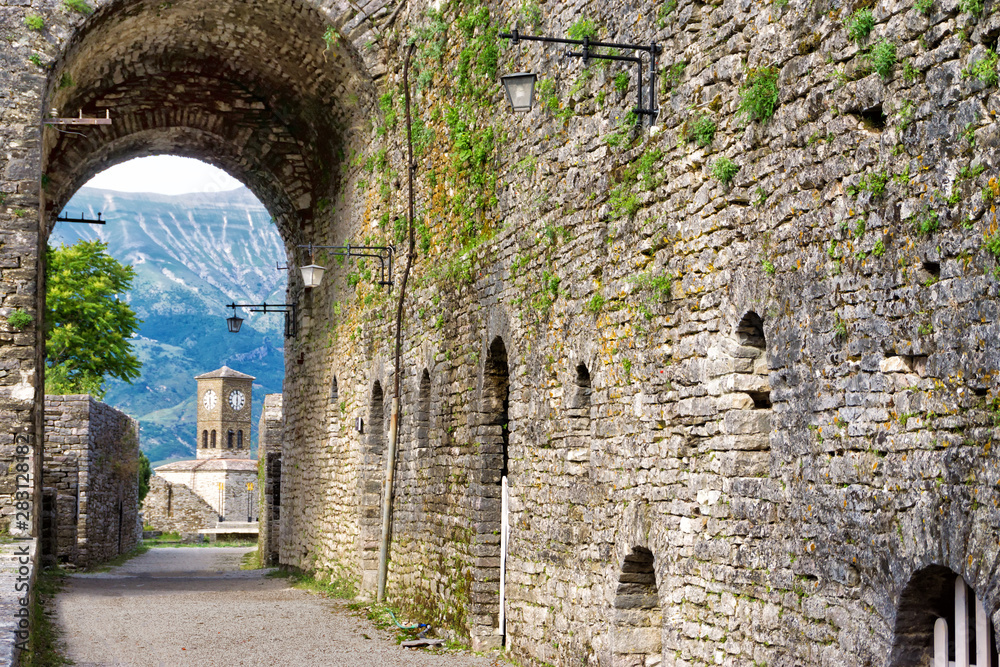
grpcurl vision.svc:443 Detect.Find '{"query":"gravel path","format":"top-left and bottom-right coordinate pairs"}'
top-left (53, 547), bottom-right (497, 667)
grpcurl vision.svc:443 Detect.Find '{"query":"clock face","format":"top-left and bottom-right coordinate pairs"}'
top-left (228, 390), bottom-right (246, 411)
top-left (203, 390), bottom-right (217, 410)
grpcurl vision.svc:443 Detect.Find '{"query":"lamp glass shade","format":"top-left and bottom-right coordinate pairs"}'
top-left (300, 264), bottom-right (326, 289)
top-left (226, 314), bottom-right (244, 333)
top-left (501, 72), bottom-right (537, 112)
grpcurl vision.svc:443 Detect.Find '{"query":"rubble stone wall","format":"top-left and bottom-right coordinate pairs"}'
top-left (279, 0), bottom-right (1000, 664)
top-left (43, 395), bottom-right (140, 566)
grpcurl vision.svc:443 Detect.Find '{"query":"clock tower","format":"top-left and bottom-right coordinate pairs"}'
top-left (194, 366), bottom-right (254, 460)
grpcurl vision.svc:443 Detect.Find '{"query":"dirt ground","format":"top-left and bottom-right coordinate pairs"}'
top-left (51, 547), bottom-right (499, 667)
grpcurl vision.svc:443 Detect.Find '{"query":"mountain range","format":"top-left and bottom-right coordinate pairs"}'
top-left (51, 186), bottom-right (288, 466)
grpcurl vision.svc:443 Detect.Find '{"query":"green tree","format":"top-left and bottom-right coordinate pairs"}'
top-left (138, 451), bottom-right (152, 503)
top-left (45, 240), bottom-right (142, 397)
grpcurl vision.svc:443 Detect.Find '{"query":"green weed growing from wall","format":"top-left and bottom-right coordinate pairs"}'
top-left (848, 170), bottom-right (890, 197)
top-left (960, 0), bottom-right (984, 17)
top-left (963, 50), bottom-right (999, 86)
top-left (609, 146), bottom-right (663, 218)
top-left (911, 206), bottom-right (940, 234)
top-left (684, 113), bottom-right (717, 147)
top-left (520, 0), bottom-right (542, 28)
top-left (846, 9), bottom-right (875, 45)
top-left (869, 40), bottom-right (897, 78)
top-left (658, 0), bottom-right (679, 25)
top-left (662, 62), bottom-right (686, 92)
top-left (63, 0), bottom-right (93, 15)
top-left (567, 18), bottom-right (599, 40)
top-left (711, 156), bottom-right (740, 184)
top-left (738, 67), bottom-right (780, 123)
top-left (6, 310), bottom-right (32, 331)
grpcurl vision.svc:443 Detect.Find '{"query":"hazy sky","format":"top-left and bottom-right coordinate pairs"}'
top-left (84, 155), bottom-right (244, 195)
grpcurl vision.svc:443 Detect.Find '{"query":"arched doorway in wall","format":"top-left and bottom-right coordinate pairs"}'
top-left (358, 380), bottom-right (386, 592)
top-left (32, 0), bottom-right (373, 560)
top-left (890, 565), bottom-right (999, 666)
top-left (473, 336), bottom-right (510, 650)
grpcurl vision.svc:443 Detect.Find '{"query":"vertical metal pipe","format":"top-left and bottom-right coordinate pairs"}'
top-left (636, 58), bottom-right (644, 122)
top-left (377, 41), bottom-right (418, 602)
top-left (649, 44), bottom-right (658, 122)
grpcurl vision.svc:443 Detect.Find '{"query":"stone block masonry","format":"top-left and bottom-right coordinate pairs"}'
top-left (280, 0), bottom-right (1000, 663)
top-left (43, 395), bottom-right (141, 567)
top-left (6, 0), bottom-right (1000, 664)
top-left (258, 394), bottom-right (283, 567)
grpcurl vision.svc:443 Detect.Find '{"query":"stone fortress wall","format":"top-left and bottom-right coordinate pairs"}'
top-left (3, 0), bottom-right (1000, 664)
top-left (42, 395), bottom-right (140, 567)
top-left (258, 394), bottom-right (283, 566)
top-left (278, 0), bottom-right (1000, 664)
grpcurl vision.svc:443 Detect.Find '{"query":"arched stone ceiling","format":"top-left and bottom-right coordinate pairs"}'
top-left (42, 0), bottom-right (373, 235)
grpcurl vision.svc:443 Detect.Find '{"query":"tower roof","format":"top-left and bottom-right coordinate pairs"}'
top-left (194, 365), bottom-right (255, 381)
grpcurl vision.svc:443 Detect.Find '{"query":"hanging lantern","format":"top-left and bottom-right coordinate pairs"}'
top-left (300, 264), bottom-right (326, 289)
top-left (226, 313), bottom-right (244, 333)
top-left (500, 72), bottom-right (537, 112)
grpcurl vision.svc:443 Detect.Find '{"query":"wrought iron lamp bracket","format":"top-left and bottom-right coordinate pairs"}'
top-left (499, 28), bottom-right (661, 124)
top-left (298, 243), bottom-right (395, 289)
top-left (226, 302), bottom-right (298, 338)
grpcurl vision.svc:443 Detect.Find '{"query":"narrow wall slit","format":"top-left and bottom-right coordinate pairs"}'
top-left (359, 381), bottom-right (385, 592)
top-left (613, 546), bottom-right (662, 665)
top-left (570, 363), bottom-right (593, 473)
top-left (417, 369), bottom-right (431, 453)
top-left (736, 312), bottom-right (771, 411)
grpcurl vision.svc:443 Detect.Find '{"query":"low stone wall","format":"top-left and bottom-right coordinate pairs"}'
top-left (257, 394), bottom-right (282, 566)
top-left (43, 395), bottom-right (141, 567)
top-left (142, 475), bottom-right (218, 535)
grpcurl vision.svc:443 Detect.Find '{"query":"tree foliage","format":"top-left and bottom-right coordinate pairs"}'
top-left (138, 451), bottom-right (152, 503)
top-left (45, 240), bottom-right (142, 397)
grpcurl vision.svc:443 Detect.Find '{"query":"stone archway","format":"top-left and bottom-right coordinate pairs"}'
top-left (469, 335), bottom-right (510, 650)
top-left (0, 0), bottom-right (377, 533)
top-left (890, 565), bottom-right (999, 666)
top-left (41, 0), bottom-right (374, 241)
